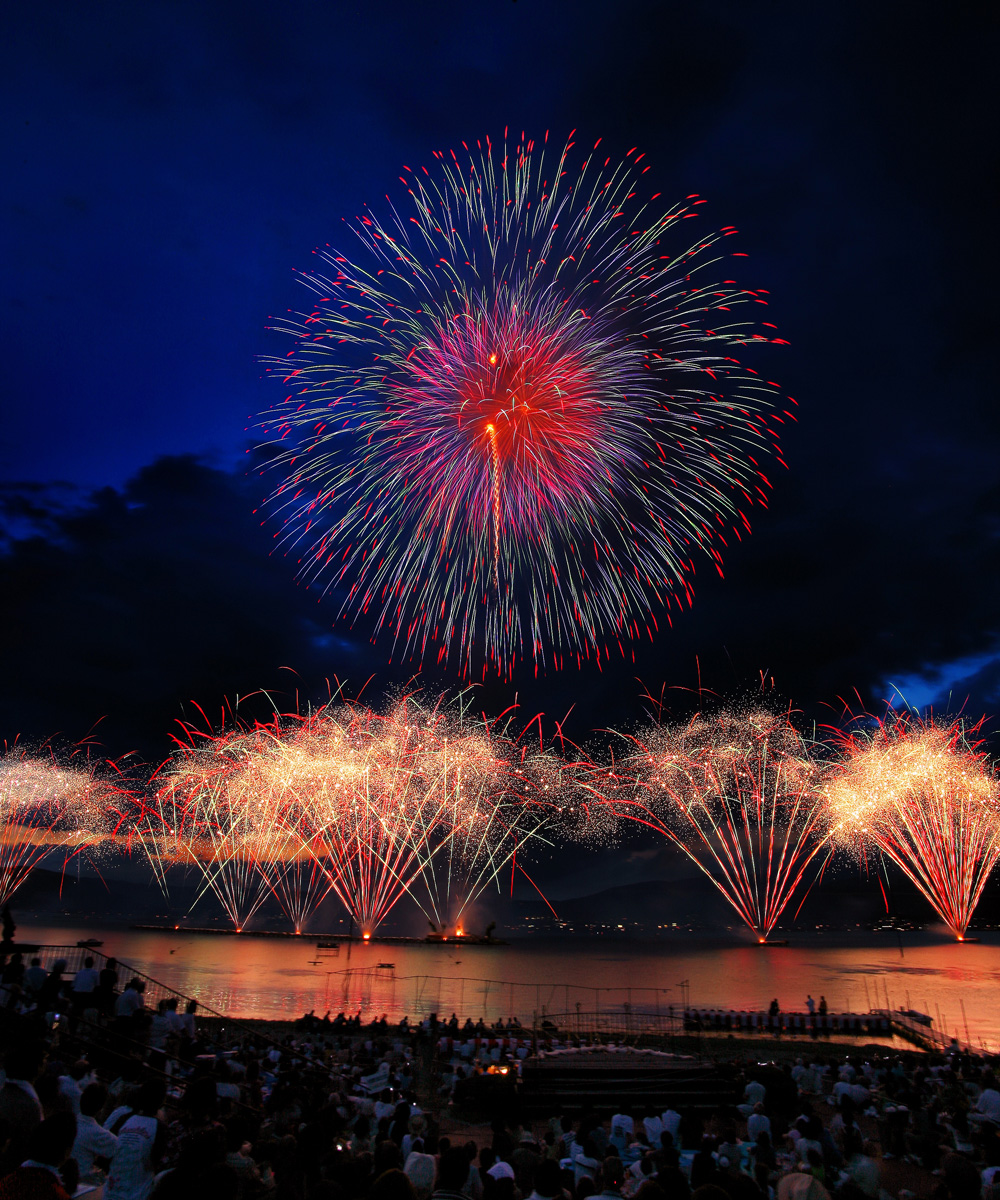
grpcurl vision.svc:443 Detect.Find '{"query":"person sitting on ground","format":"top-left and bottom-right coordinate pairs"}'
top-left (512, 1129), bottom-right (541, 1192)
top-left (529, 1159), bottom-right (568, 1200)
top-left (739, 1078), bottom-right (766, 1117)
top-left (841, 1139), bottom-right (881, 1200)
top-left (574, 1138), bottom-right (602, 1188)
top-left (642, 1108), bottom-right (662, 1148)
top-left (432, 1147), bottom-right (472, 1200)
top-left (56, 1062), bottom-right (91, 1115)
top-left (0, 1042), bottom-right (45, 1164)
top-left (652, 1143), bottom-right (688, 1200)
top-left (71, 1082), bottom-right (118, 1181)
top-left (104, 1079), bottom-right (167, 1200)
top-left (746, 1103), bottom-right (770, 1143)
top-left (973, 1072), bottom-right (1000, 1126)
top-left (0, 1112), bottom-right (78, 1200)
top-left (660, 1109), bottom-right (682, 1145)
top-left (594, 1157), bottom-right (626, 1200)
top-left (611, 1109), bottom-right (635, 1145)
top-left (691, 1139), bottom-right (719, 1191)
top-left (372, 1169), bottom-right (420, 1200)
top-left (404, 1145), bottom-right (438, 1200)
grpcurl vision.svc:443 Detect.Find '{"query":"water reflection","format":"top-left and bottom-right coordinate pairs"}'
top-left (18, 923), bottom-right (1000, 1048)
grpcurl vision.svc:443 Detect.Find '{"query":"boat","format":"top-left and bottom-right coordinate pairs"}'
top-left (76, 938), bottom-right (104, 948)
top-left (376, 962), bottom-right (395, 969)
top-left (316, 941), bottom-right (340, 949)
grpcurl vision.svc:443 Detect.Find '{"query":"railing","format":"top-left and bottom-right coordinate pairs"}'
top-left (331, 967), bottom-right (687, 1025)
top-left (23, 944), bottom-right (300, 1058)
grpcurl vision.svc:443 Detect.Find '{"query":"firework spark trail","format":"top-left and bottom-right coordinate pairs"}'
top-left (146, 723), bottom-right (312, 931)
top-left (0, 750), bottom-right (124, 907)
top-left (825, 711), bottom-right (1000, 939)
top-left (137, 693), bottom-right (572, 935)
top-left (403, 705), bottom-right (566, 931)
top-left (281, 695), bottom-right (565, 934)
top-left (259, 132), bottom-right (790, 676)
top-left (605, 710), bottom-right (830, 940)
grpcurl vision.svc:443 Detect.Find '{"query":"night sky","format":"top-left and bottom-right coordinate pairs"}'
top-left (3, 0), bottom-right (997, 785)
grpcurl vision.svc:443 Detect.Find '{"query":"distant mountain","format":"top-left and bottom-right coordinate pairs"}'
top-left (9, 856), bottom-right (1000, 937)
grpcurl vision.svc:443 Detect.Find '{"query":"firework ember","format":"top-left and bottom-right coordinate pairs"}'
top-left (0, 749), bottom-right (121, 907)
top-left (140, 693), bottom-right (571, 935)
top-left (607, 709), bottom-right (830, 941)
top-left (825, 711), bottom-right (1000, 940)
top-left (260, 132), bottom-right (790, 676)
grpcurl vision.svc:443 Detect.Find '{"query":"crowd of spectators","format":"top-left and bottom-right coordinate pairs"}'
top-left (1, 947), bottom-right (999, 1200)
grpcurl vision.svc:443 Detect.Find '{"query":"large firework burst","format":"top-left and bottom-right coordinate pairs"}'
top-left (825, 710), bottom-right (1000, 940)
top-left (260, 131), bottom-right (790, 676)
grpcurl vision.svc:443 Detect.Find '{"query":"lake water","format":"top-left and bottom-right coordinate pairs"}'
top-left (17, 923), bottom-right (1000, 1050)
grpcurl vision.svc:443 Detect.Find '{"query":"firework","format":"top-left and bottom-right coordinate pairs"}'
top-left (145, 722), bottom-right (319, 932)
top-left (140, 693), bottom-right (570, 935)
top-left (260, 132), bottom-right (790, 676)
top-left (608, 709), bottom-right (830, 941)
top-left (264, 694), bottom-right (567, 935)
top-left (0, 749), bottom-right (120, 907)
top-left (825, 711), bottom-right (1000, 939)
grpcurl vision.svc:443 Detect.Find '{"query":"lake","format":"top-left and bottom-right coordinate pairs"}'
top-left (16, 922), bottom-right (1000, 1049)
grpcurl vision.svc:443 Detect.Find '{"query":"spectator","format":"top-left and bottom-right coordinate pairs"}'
top-left (23, 960), bottom-right (47, 996)
top-left (72, 958), bottom-right (100, 999)
top-left (432, 1148), bottom-right (471, 1200)
top-left (71, 1083), bottom-right (118, 1180)
top-left (0, 1044), bottom-right (45, 1157)
top-left (0, 1113), bottom-right (78, 1200)
top-left (746, 1104), bottom-right (771, 1142)
top-left (104, 1080), bottom-right (166, 1200)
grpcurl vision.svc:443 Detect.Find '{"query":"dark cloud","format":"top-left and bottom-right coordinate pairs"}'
top-left (1, 0), bottom-right (998, 767)
top-left (0, 457), bottom-right (371, 761)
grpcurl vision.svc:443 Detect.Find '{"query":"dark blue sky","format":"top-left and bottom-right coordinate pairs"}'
top-left (2, 0), bottom-right (997, 764)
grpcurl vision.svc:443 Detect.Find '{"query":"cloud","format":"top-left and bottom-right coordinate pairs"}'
top-left (0, 455), bottom-right (377, 762)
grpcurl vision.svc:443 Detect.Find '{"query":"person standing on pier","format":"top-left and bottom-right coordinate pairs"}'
top-left (806, 996), bottom-right (816, 1016)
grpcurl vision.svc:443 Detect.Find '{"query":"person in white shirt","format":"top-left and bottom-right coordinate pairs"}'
top-left (973, 1074), bottom-right (1000, 1126)
top-left (574, 1137), bottom-right (602, 1188)
top-left (148, 1001), bottom-right (171, 1053)
top-left (164, 998), bottom-right (185, 1036)
top-left (104, 1081), bottom-right (165, 1200)
top-left (611, 1111), bottom-right (634, 1137)
top-left (374, 1087), bottom-right (396, 1123)
top-left (739, 1078), bottom-right (766, 1117)
top-left (747, 1102), bottom-right (771, 1142)
top-left (72, 958), bottom-right (100, 996)
top-left (610, 1110), bottom-right (634, 1153)
top-left (642, 1108), bottom-right (663, 1146)
top-left (72, 1083), bottom-right (119, 1180)
top-left (215, 1061), bottom-right (241, 1103)
top-left (661, 1108), bottom-right (682, 1142)
top-left (114, 981), bottom-right (144, 1020)
top-left (57, 1063), bottom-right (92, 1114)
